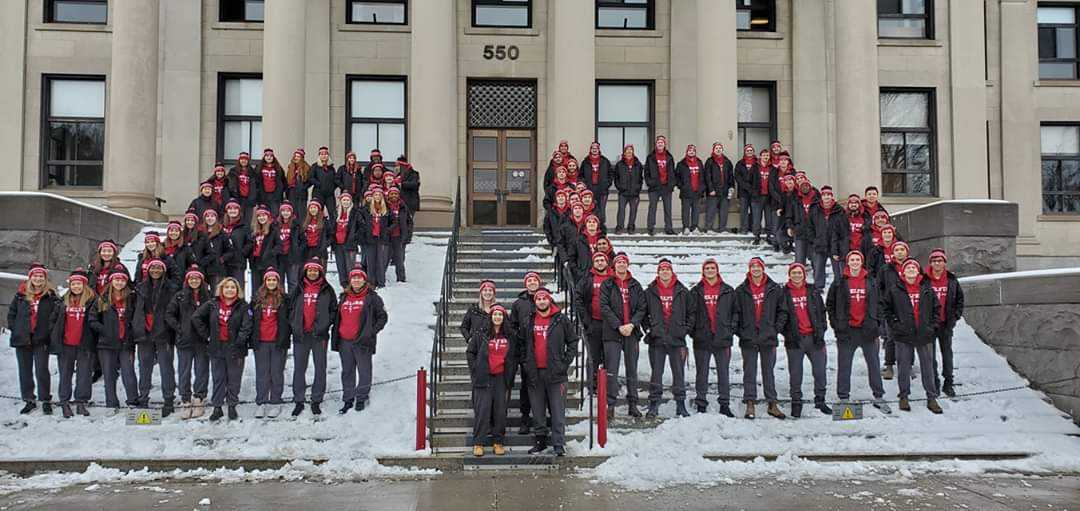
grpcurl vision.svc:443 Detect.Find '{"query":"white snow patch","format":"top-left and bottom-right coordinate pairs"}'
top-left (890, 199), bottom-right (1013, 217)
top-left (958, 267), bottom-right (1080, 283)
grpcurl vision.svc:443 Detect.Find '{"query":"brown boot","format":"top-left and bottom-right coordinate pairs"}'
top-left (493, 443), bottom-right (506, 456)
top-left (744, 401), bottom-right (755, 419)
top-left (473, 444), bottom-right (484, 457)
top-left (767, 402), bottom-right (786, 420)
top-left (882, 365), bottom-right (895, 380)
top-left (927, 399), bottom-right (943, 414)
top-left (899, 397), bottom-right (911, 411)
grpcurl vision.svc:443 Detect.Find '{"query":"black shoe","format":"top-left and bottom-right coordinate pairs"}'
top-left (627, 227), bottom-right (636, 234)
top-left (627, 404), bottom-right (642, 418)
top-left (42, 402), bottom-right (53, 416)
top-left (816, 402), bottom-right (833, 415)
top-left (518, 423), bottom-right (531, 435)
top-left (92, 369), bottom-right (103, 384)
top-left (645, 405), bottom-right (659, 418)
top-left (553, 446), bottom-right (566, 457)
top-left (943, 383), bottom-right (956, 398)
top-left (76, 403), bottom-right (90, 416)
top-left (162, 401), bottom-right (174, 418)
top-left (355, 401), bottom-right (366, 412)
top-left (664, 229), bottom-right (676, 235)
top-left (730, 228), bottom-right (739, 234)
top-left (606, 406), bottom-right (615, 419)
top-left (210, 407), bottom-right (224, 421)
top-left (675, 401), bottom-right (690, 417)
top-left (790, 403), bottom-right (803, 418)
top-left (614, 227), bottom-right (624, 235)
top-left (311, 402), bottom-right (322, 415)
top-left (227, 406), bottom-right (238, 420)
top-left (753, 236), bottom-right (762, 245)
top-left (339, 401), bottom-right (353, 415)
top-left (61, 404), bottom-right (73, 419)
top-left (647, 229), bottom-right (655, 236)
top-left (527, 439), bottom-right (549, 455)
top-left (718, 405), bottom-right (734, 418)
top-left (696, 404), bottom-right (708, 414)
top-left (291, 403), bottom-right (305, 417)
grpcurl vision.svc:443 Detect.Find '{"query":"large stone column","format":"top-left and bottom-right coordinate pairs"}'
top-left (262, 0), bottom-right (307, 156)
top-left (999, 0), bottom-right (1040, 238)
top-left (792, 0), bottom-right (832, 184)
top-left (159, 0), bottom-right (202, 215)
top-left (696, 0), bottom-right (737, 150)
top-left (0, 0), bottom-right (26, 190)
top-left (409, 0), bottom-right (457, 226)
top-left (304, 0), bottom-right (331, 154)
top-left (668, 0), bottom-right (697, 148)
top-left (546, 0), bottom-right (595, 159)
top-left (949, 0), bottom-right (989, 199)
top-left (105, 0), bottom-right (162, 219)
top-left (833, 0), bottom-right (880, 193)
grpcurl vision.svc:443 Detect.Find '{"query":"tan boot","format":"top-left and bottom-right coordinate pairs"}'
top-left (882, 365), bottom-right (895, 380)
top-left (744, 401), bottom-right (755, 419)
top-left (179, 401), bottom-right (193, 420)
top-left (767, 402), bottom-right (786, 420)
top-left (493, 444), bottom-right (506, 456)
top-left (191, 397), bottom-right (205, 419)
top-left (472, 444), bottom-right (484, 457)
top-left (899, 397), bottom-right (911, 411)
top-left (927, 399), bottom-right (943, 414)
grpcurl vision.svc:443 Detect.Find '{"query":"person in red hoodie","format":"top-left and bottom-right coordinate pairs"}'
top-left (329, 193), bottom-right (361, 288)
top-left (925, 249), bottom-right (964, 397)
top-left (582, 142), bottom-right (612, 227)
top-left (826, 251), bottom-right (890, 414)
top-left (522, 288), bottom-right (577, 456)
top-left (883, 259), bottom-right (943, 413)
top-left (734, 257), bottom-right (787, 420)
top-left (467, 304), bottom-right (512, 457)
top-left (779, 263), bottom-right (831, 418)
top-left (90, 267), bottom-right (139, 412)
top-left (676, 144), bottom-right (706, 234)
top-left (333, 268), bottom-right (388, 414)
top-left (227, 151), bottom-right (256, 223)
top-left (862, 186), bottom-right (887, 218)
top-left (572, 250), bottom-right (612, 394)
top-left (251, 268), bottom-right (290, 419)
top-left (89, 240), bottom-right (121, 295)
top-left (8, 263), bottom-right (61, 415)
top-left (687, 258), bottom-right (737, 416)
top-left (598, 253), bottom-right (647, 418)
top-left (645, 136), bottom-right (677, 235)
top-left (643, 259), bottom-right (691, 418)
top-left (192, 277), bottom-right (252, 421)
top-left (50, 268), bottom-right (97, 418)
top-left (287, 258), bottom-right (337, 417)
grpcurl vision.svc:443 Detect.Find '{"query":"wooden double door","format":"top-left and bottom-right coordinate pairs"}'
top-left (467, 129), bottom-right (536, 226)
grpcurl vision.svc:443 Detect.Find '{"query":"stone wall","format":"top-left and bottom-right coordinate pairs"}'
top-left (961, 270), bottom-right (1080, 425)
top-left (891, 200), bottom-right (1018, 277)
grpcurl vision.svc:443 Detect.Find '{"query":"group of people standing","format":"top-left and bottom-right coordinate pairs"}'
top-left (7, 146), bottom-right (416, 423)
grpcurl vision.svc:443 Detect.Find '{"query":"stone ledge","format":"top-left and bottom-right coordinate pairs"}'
top-left (962, 273), bottom-right (1080, 306)
top-left (891, 200), bottom-right (1018, 241)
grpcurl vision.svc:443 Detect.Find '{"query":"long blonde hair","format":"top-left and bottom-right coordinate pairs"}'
top-left (63, 283), bottom-right (96, 308)
top-left (215, 277), bottom-right (245, 301)
top-left (98, 282), bottom-right (130, 312)
top-left (369, 194), bottom-right (388, 216)
top-left (22, 279), bottom-right (55, 302)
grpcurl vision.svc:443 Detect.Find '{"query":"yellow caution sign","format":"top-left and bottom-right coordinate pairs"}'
top-left (136, 411), bottom-right (152, 425)
top-left (126, 408), bottom-right (162, 426)
top-left (841, 407), bottom-right (855, 420)
top-left (832, 402), bottom-right (863, 421)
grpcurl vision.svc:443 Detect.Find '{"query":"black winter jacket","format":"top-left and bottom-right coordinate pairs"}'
top-left (687, 279), bottom-right (738, 351)
top-left (132, 277), bottom-right (180, 345)
top-left (254, 166), bottom-right (287, 205)
top-left (49, 296), bottom-right (98, 353)
top-left (7, 287), bottom-right (61, 348)
top-left (165, 286), bottom-right (212, 350)
top-left (328, 206), bottom-right (363, 248)
top-left (90, 293), bottom-right (136, 351)
top-left (881, 278), bottom-right (941, 346)
top-left (733, 159), bottom-right (755, 198)
top-left (643, 279), bottom-right (690, 347)
top-left (521, 309), bottom-right (578, 383)
top-left (276, 216), bottom-right (304, 266)
top-left (227, 165), bottom-right (257, 202)
top-left (287, 278), bottom-right (337, 342)
top-left (826, 272), bottom-right (881, 343)
top-left (580, 156), bottom-right (613, 196)
top-left (198, 230), bottom-right (228, 277)
top-left (830, 211), bottom-right (872, 261)
top-left (573, 269), bottom-right (611, 334)
top-left (675, 158), bottom-right (708, 199)
top-left (192, 298), bottom-right (253, 359)
top-left (221, 223), bottom-right (249, 273)
top-left (467, 325), bottom-right (514, 388)
top-left (779, 284), bottom-right (828, 349)
top-left (459, 303), bottom-right (492, 341)
top-left (927, 270), bottom-right (964, 332)
top-left (245, 225), bottom-right (281, 270)
top-left (335, 165), bottom-right (366, 200)
top-left (398, 165), bottom-right (422, 213)
top-left (734, 277), bottom-right (787, 348)
top-left (357, 208), bottom-right (395, 245)
top-left (250, 297), bottom-right (292, 350)
top-left (644, 151), bottom-right (677, 192)
top-left (599, 274), bottom-right (647, 342)
top-left (613, 158), bottom-right (644, 197)
top-left (332, 288), bottom-right (388, 353)
top-left (508, 290), bottom-right (535, 349)
top-left (310, 163), bottom-right (338, 199)
top-left (704, 156), bottom-right (735, 198)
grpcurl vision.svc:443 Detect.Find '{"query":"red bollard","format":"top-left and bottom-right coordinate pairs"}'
top-left (416, 367), bottom-right (427, 451)
top-left (597, 368), bottom-right (607, 448)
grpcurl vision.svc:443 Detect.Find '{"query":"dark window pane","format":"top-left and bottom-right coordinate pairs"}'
top-left (507, 168), bottom-right (530, 193)
top-left (906, 133), bottom-right (930, 171)
top-left (736, 0), bottom-right (774, 31)
top-left (877, 0), bottom-right (901, 15)
top-left (907, 173), bottom-right (932, 195)
top-left (507, 137), bottom-right (531, 162)
top-left (1044, 193), bottom-right (1058, 213)
top-left (47, 121), bottom-right (105, 161)
top-left (473, 137), bottom-right (498, 162)
top-left (1065, 194), bottom-right (1080, 212)
top-left (46, 164), bottom-right (102, 187)
top-left (472, 169), bottom-right (498, 193)
top-left (1063, 160), bottom-right (1080, 191)
top-left (1043, 160), bottom-right (1060, 192)
top-left (883, 173), bottom-right (905, 194)
top-left (1039, 28), bottom-right (1058, 59)
top-left (52, 1), bottom-right (107, 23)
top-left (506, 200), bottom-right (532, 225)
top-left (473, 201), bottom-right (498, 225)
top-left (881, 133), bottom-right (905, 170)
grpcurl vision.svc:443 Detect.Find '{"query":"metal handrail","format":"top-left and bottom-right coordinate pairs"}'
top-left (560, 261), bottom-right (586, 410)
top-left (428, 176), bottom-right (462, 453)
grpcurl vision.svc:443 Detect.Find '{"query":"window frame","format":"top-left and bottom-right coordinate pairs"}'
top-left (216, 73), bottom-right (263, 167)
top-left (735, 0), bottom-right (776, 33)
top-left (44, 0), bottom-right (108, 25)
top-left (346, 0), bottom-right (408, 25)
top-left (877, 0), bottom-right (935, 39)
top-left (1039, 121), bottom-right (1080, 214)
top-left (1037, 3), bottom-right (1080, 80)
top-left (219, 0), bottom-right (264, 23)
top-left (346, 75), bottom-right (409, 166)
top-left (594, 79), bottom-right (655, 169)
top-left (595, 0), bottom-right (654, 30)
top-left (736, 80), bottom-right (778, 154)
top-left (471, 0), bottom-right (533, 29)
top-left (40, 74), bottom-right (107, 189)
top-left (879, 87), bottom-right (938, 197)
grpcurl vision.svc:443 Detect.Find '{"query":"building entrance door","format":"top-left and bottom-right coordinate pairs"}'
top-left (467, 129), bottom-right (535, 226)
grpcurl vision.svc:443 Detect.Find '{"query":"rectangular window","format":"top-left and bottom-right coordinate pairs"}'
top-left (596, 0), bottom-right (653, 30)
top-left (472, 0), bottom-right (531, 28)
top-left (347, 0), bottom-right (407, 25)
top-left (219, 0), bottom-right (264, 22)
top-left (735, 0), bottom-right (775, 32)
top-left (217, 75), bottom-right (263, 165)
top-left (737, 82), bottom-right (776, 154)
top-left (880, 89), bottom-right (937, 196)
top-left (42, 76), bottom-right (106, 188)
top-left (1041, 124), bottom-right (1080, 213)
top-left (348, 77), bottom-right (407, 166)
top-left (45, 0), bottom-right (107, 24)
top-left (1038, 5), bottom-right (1079, 79)
top-left (878, 0), bottom-right (933, 39)
top-left (595, 81), bottom-right (653, 162)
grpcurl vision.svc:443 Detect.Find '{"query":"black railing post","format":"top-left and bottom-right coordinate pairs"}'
top-left (428, 176), bottom-right (462, 453)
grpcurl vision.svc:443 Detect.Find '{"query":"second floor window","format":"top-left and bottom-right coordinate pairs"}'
top-left (42, 76), bottom-right (106, 188)
top-left (735, 0), bottom-right (775, 32)
top-left (878, 0), bottom-right (933, 39)
top-left (1038, 5), bottom-right (1079, 79)
top-left (218, 75), bottom-right (263, 165)
top-left (1041, 124), bottom-right (1080, 214)
top-left (472, 0), bottom-right (531, 28)
top-left (348, 0), bottom-right (407, 25)
top-left (220, 0), bottom-right (264, 22)
top-left (880, 89), bottom-right (936, 196)
top-left (596, 0), bottom-right (653, 30)
top-left (45, 0), bottom-right (107, 24)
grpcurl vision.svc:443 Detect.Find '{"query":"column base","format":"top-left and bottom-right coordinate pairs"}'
top-left (414, 195), bottom-right (454, 228)
top-left (105, 192), bottom-right (168, 222)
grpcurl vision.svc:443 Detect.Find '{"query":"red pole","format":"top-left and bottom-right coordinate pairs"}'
top-left (597, 368), bottom-right (607, 448)
top-left (416, 367), bottom-right (427, 451)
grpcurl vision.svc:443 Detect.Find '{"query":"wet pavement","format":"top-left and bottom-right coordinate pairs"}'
top-left (1, 473), bottom-right (1078, 510)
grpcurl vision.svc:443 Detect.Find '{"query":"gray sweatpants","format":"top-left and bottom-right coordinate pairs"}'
top-left (99, 348), bottom-right (138, 408)
top-left (741, 345), bottom-right (778, 403)
top-left (15, 344), bottom-right (51, 403)
top-left (648, 344), bottom-right (687, 404)
top-left (933, 328), bottom-right (955, 390)
top-left (254, 342), bottom-right (287, 405)
top-left (528, 371), bottom-right (567, 447)
top-left (704, 194), bottom-right (730, 232)
top-left (836, 334), bottom-right (885, 400)
top-left (389, 237), bottom-right (407, 282)
top-left (680, 197), bottom-right (701, 230)
top-left (787, 334), bottom-right (828, 404)
top-left (603, 338), bottom-right (640, 407)
top-left (339, 341), bottom-right (374, 403)
top-left (210, 355), bottom-right (244, 407)
top-left (883, 322), bottom-right (896, 366)
top-left (472, 377), bottom-right (508, 445)
top-left (583, 328), bottom-right (603, 392)
top-left (897, 342), bottom-right (938, 399)
top-left (693, 346), bottom-right (731, 408)
top-left (616, 195), bottom-right (640, 230)
top-left (176, 346), bottom-right (209, 402)
top-left (292, 339), bottom-right (328, 404)
top-left (137, 342), bottom-right (176, 403)
top-left (58, 345), bottom-right (94, 404)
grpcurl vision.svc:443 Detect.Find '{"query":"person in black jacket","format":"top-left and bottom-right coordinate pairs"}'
top-left (733, 144), bottom-right (757, 234)
top-left (358, 187), bottom-right (396, 288)
top-left (826, 251), bottom-right (890, 414)
top-left (288, 258), bottom-right (337, 417)
top-left (90, 267), bottom-right (139, 412)
top-left (256, 148), bottom-right (287, 216)
top-left (333, 268), bottom-right (388, 414)
top-left (329, 193), bottom-right (362, 288)
top-left (801, 186), bottom-right (843, 293)
top-left (581, 142), bottom-right (612, 227)
top-left (771, 174), bottom-right (797, 253)
top-left (221, 199), bottom-right (250, 284)
top-left (675, 144), bottom-right (706, 234)
top-left (572, 214), bottom-right (606, 280)
top-left (166, 265), bottom-right (212, 420)
top-left (467, 304), bottom-right (512, 457)
top-left (780, 263), bottom-right (831, 418)
top-left (309, 148), bottom-right (338, 221)
top-left (573, 251), bottom-right (612, 393)
top-left (188, 181), bottom-right (219, 220)
top-left (522, 288), bottom-right (577, 457)
top-left (643, 259), bottom-right (691, 417)
top-left (192, 277), bottom-right (252, 421)
top-left (386, 187), bottom-right (412, 282)
top-left (50, 268), bottom-right (97, 418)
top-left (8, 263), bottom-right (61, 415)
top-left (132, 258), bottom-right (180, 413)
top-left (275, 202), bottom-right (302, 291)
top-left (644, 136), bottom-right (677, 235)
top-left (460, 280), bottom-right (497, 342)
top-left (734, 257), bottom-right (787, 420)
top-left (133, 231), bottom-right (175, 286)
top-left (246, 204), bottom-right (280, 290)
top-left (882, 260), bottom-right (943, 414)
top-left (396, 155), bottom-right (421, 225)
top-left (250, 268), bottom-right (290, 419)
top-left (336, 150), bottom-right (366, 202)
top-left (613, 145), bottom-right (644, 234)
top-left (227, 151), bottom-right (256, 223)
top-left (787, 177), bottom-right (820, 267)
top-left (598, 253), bottom-right (646, 418)
top-left (687, 259), bottom-right (737, 417)
top-left (543, 190), bottom-right (571, 248)
top-left (163, 221), bottom-right (196, 283)
top-left (506, 272), bottom-right (542, 433)
top-left (296, 199), bottom-right (331, 267)
top-left (703, 143), bottom-right (735, 234)
top-left (831, 195), bottom-right (872, 271)
top-left (748, 150), bottom-right (775, 245)
top-left (924, 249), bottom-right (965, 397)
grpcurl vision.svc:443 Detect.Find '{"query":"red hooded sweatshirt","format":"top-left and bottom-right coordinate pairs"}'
top-left (905, 275), bottom-right (924, 327)
top-left (488, 328), bottom-right (510, 375)
top-left (532, 304), bottom-right (560, 369)
top-left (747, 274), bottom-right (767, 324)
top-left (302, 278), bottom-right (323, 333)
top-left (700, 276), bottom-right (723, 333)
top-left (259, 303), bottom-right (279, 342)
top-left (217, 297), bottom-right (235, 342)
top-left (926, 269), bottom-right (949, 323)
top-left (63, 301), bottom-right (87, 347)
top-left (654, 276), bottom-right (677, 323)
top-left (614, 271), bottom-right (634, 325)
top-left (786, 281), bottom-right (814, 336)
top-left (338, 287), bottom-right (369, 340)
top-left (590, 267), bottom-right (612, 320)
top-left (844, 266), bottom-right (868, 328)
